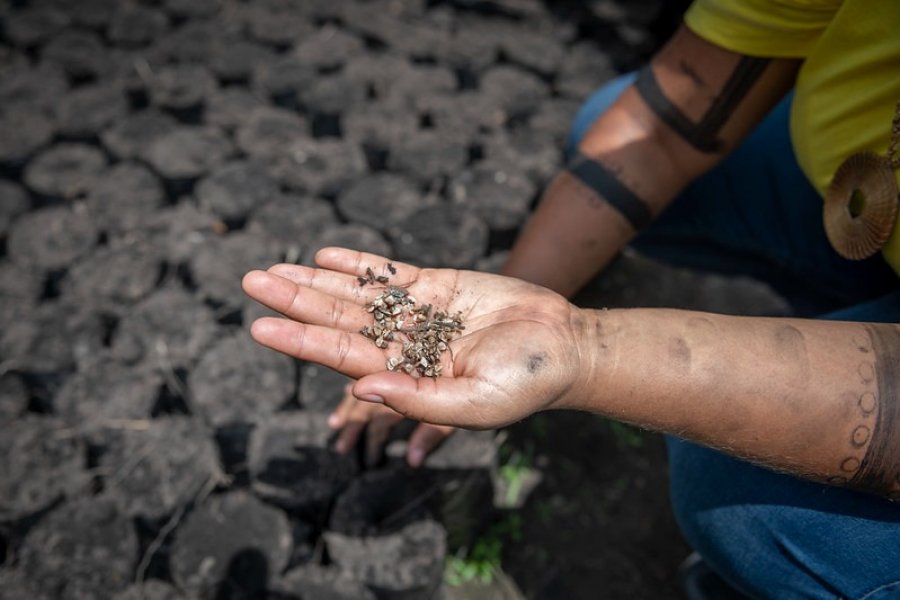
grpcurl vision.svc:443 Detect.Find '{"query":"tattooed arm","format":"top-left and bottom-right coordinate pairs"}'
top-left (502, 25), bottom-right (800, 296)
top-left (566, 309), bottom-right (900, 500)
top-left (244, 249), bottom-right (900, 500)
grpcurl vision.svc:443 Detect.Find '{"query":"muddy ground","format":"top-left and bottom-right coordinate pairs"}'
top-left (0, 0), bottom-right (789, 598)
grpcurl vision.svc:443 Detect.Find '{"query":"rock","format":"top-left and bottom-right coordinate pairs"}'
top-left (19, 496), bottom-right (138, 598)
top-left (298, 71), bottom-right (368, 115)
top-left (0, 62), bottom-right (68, 114)
top-left (449, 160), bottom-right (537, 231)
top-left (162, 0), bottom-right (223, 21)
top-left (555, 41), bottom-right (618, 100)
top-left (108, 4), bottom-right (169, 48)
top-left (247, 193), bottom-right (339, 257)
top-left (302, 224), bottom-right (393, 267)
top-left (113, 287), bottom-right (220, 370)
top-left (55, 82), bottom-right (129, 139)
top-left (0, 109), bottom-right (55, 167)
top-left (387, 131), bottom-right (467, 185)
top-left (297, 362), bottom-right (350, 414)
top-left (0, 260), bottom-right (44, 307)
top-left (101, 109), bottom-right (180, 161)
top-left (529, 97), bottom-right (581, 145)
top-left (269, 137), bottom-right (368, 197)
top-left (0, 373), bottom-right (29, 421)
top-left (416, 92), bottom-right (508, 141)
top-left (62, 236), bottom-right (162, 312)
top-left (479, 65), bottom-right (549, 118)
top-left (68, 0), bottom-right (118, 30)
top-left (189, 333), bottom-right (295, 427)
top-left (251, 55), bottom-right (317, 108)
top-left (84, 162), bottom-right (167, 235)
top-left (195, 160), bottom-right (279, 222)
top-left (23, 143), bottom-right (107, 199)
top-left (292, 25), bottom-right (364, 71)
top-left (7, 204), bottom-right (98, 271)
top-left (248, 412), bottom-right (358, 511)
top-left (170, 490), bottom-right (293, 598)
top-left (4, 7), bottom-right (70, 48)
top-left (271, 565), bottom-right (376, 600)
top-left (497, 25), bottom-right (566, 77)
top-left (324, 519), bottom-right (446, 600)
top-left (142, 126), bottom-right (234, 182)
top-left (138, 202), bottom-right (225, 264)
top-left (148, 64), bottom-right (218, 116)
top-left (41, 30), bottom-right (111, 81)
top-left (114, 580), bottom-right (186, 600)
top-left (0, 180), bottom-right (29, 238)
top-left (245, 7), bottom-right (315, 49)
top-left (204, 88), bottom-right (267, 132)
top-left (235, 106), bottom-right (309, 161)
top-left (383, 64), bottom-right (457, 108)
top-left (54, 360), bottom-right (162, 429)
top-left (336, 173), bottom-right (424, 233)
top-left (0, 416), bottom-right (89, 521)
top-left (483, 127), bottom-right (562, 184)
top-left (342, 101), bottom-right (420, 150)
top-left (389, 204), bottom-right (489, 269)
top-left (208, 40), bottom-right (275, 84)
top-left (0, 299), bottom-right (106, 376)
top-left (97, 417), bottom-right (223, 519)
top-left (188, 231), bottom-right (281, 311)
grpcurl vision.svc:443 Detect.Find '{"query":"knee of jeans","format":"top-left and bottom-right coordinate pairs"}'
top-left (667, 440), bottom-right (820, 596)
top-left (566, 72), bottom-right (637, 154)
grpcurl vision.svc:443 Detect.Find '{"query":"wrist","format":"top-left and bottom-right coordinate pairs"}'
top-left (558, 305), bottom-right (617, 413)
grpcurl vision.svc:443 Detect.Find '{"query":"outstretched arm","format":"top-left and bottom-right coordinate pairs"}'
top-left (244, 249), bottom-right (900, 500)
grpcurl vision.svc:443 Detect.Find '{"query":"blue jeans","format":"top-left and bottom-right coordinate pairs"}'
top-left (571, 75), bottom-right (900, 599)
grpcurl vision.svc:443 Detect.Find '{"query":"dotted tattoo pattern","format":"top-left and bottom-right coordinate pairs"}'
top-left (836, 327), bottom-right (900, 499)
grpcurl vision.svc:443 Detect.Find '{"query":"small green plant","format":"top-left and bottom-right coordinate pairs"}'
top-left (498, 443), bottom-right (536, 507)
top-left (444, 515), bottom-right (522, 586)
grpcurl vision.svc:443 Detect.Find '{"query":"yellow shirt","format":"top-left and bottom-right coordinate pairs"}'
top-left (684, 0), bottom-right (900, 273)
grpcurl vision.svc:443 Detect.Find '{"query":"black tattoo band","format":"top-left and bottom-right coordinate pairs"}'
top-left (635, 57), bottom-right (770, 153)
top-left (567, 151), bottom-right (652, 230)
top-left (850, 326), bottom-right (900, 497)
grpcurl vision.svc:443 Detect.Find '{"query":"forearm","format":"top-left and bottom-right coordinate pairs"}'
top-left (501, 26), bottom-right (799, 297)
top-left (568, 308), bottom-right (900, 499)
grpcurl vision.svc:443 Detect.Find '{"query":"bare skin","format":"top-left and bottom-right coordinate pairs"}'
top-left (328, 25), bottom-right (802, 463)
top-left (243, 249), bottom-right (900, 499)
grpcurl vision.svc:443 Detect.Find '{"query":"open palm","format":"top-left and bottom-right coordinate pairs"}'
top-left (242, 248), bottom-right (589, 429)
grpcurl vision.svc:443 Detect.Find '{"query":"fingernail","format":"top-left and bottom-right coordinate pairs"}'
top-left (357, 394), bottom-right (384, 404)
top-left (335, 441), bottom-right (346, 453)
top-left (327, 414), bottom-right (340, 428)
top-left (409, 447), bottom-right (425, 468)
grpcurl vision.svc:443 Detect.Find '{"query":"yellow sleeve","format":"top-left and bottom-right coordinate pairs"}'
top-left (684, 0), bottom-right (842, 58)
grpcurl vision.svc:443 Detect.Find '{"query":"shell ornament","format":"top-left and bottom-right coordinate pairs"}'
top-left (824, 151), bottom-right (899, 260)
top-left (824, 101), bottom-right (900, 261)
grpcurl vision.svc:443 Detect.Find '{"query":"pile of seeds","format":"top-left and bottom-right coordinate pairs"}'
top-left (358, 266), bottom-right (464, 378)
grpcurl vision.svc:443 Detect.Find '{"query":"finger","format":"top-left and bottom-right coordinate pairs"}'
top-left (243, 270), bottom-right (370, 330)
top-left (365, 411), bottom-right (403, 467)
top-left (265, 264), bottom-right (371, 305)
top-left (353, 372), bottom-right (500, 429)
top-left (250, 317), bottom-right (384, 379)
top-left (314, 247), bottom-right (420, 284)
top-left (328, 386), bottom-right (356, 429)
top-left (407, 423), bottom-right (455, 468)
top-left (336, 419), bottom-right (366, 454)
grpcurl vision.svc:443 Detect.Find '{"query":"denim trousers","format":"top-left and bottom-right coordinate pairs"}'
top-left (569, 74), bottom-right (900, 599)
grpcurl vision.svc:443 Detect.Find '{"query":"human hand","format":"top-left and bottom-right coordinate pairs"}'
top-left (242, 248), bottom-right (592, 430)
top-left (329, 383), bottom-right (455, 468)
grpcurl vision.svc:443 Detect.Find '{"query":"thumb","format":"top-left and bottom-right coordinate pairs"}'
top-left (352, 372), bottom-right (497, 429)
